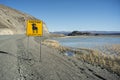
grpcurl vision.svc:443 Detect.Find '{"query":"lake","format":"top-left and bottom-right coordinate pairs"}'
top-left (53, 36), bottom-right (120, 49)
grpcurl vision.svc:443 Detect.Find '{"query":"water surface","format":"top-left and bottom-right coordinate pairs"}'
top-left (53, 36), bottom-right (120, 49)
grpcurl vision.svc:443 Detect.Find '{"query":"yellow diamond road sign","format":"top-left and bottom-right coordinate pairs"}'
top-left (26, 20), bottom-right (43, 36)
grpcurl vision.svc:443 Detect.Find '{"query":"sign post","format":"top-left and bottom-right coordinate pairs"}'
top-left (27, 36), bottom-right (29, 59)
top-left (40, 37), bottom-right (42, 62)
top-left (26, 20), bottom-right (43, 62)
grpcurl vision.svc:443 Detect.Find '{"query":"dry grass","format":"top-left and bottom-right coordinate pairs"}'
top-left (103, 44), bottom-right (120, 55)
top-left (76, 45), bottom-right (120, 76)
top-left (41, 41), bottom-right (120, 75)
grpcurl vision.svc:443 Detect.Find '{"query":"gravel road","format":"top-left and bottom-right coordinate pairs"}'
top-left (0, 35), bottom-right (119, 80)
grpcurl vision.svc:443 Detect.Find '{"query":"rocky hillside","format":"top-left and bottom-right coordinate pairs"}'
top-left (0, 5), bottom-right (49, 36)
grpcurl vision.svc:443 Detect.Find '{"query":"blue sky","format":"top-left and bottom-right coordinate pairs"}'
top-left (0, 0), bottom-right (120, 32)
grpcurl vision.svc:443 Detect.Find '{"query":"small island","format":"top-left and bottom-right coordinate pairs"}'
top-left (67, 31), bottom-right (120, 36)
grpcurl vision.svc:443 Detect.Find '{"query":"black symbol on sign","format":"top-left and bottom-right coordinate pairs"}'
top-left (32, 23), bottom-right (38, 33)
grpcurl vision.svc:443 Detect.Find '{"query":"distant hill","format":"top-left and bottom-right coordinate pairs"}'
top-left (52, 31), bottom-right (120, 36)
top-left (0, 4), bottom-right (49, 36)
top-left (52, 31), bottom-right (71, 36)
top-left (68, 31), bottom-right (91, 36)
top-left (88, 31), bottom-right (120, 35)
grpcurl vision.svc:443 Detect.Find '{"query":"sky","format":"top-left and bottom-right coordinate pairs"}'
top-left (0, 0), bottom-right (120, 32)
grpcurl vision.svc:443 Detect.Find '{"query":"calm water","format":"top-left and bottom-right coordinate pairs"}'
top-left (53, 36), bottom-right (120, 49)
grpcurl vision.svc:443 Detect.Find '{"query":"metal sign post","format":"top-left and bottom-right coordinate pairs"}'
top-left (26, 20), bottom-right (43, 62)
top-left (39, 37), bottom-right (42, 62)
top-left (27, 36), bottom-right (29, 59)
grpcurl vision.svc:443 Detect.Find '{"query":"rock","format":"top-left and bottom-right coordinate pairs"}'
top-left (0, 4), bottom-right (49, 36)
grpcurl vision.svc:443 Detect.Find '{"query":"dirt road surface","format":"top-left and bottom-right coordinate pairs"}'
top-left (0, 35), bottom-right (119, 80)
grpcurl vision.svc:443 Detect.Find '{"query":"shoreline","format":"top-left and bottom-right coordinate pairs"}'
top-left (41, 39), bottom-right (120, 76)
